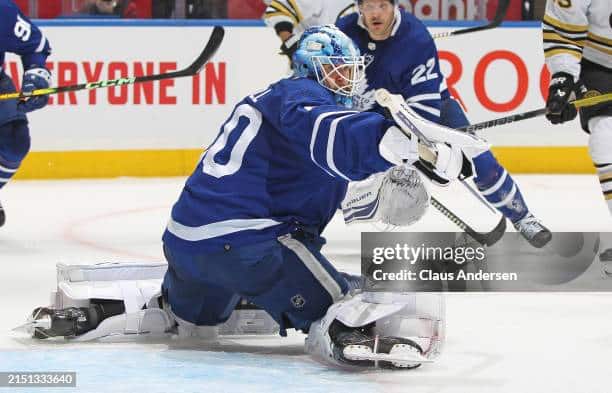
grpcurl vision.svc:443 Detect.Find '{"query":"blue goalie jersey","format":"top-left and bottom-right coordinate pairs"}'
top-left (163, 78), bottom-right (395, 254)
top-left (336, 9), bottom-right (444, 123)
top-left (0, 0), bottom-right (51, 125)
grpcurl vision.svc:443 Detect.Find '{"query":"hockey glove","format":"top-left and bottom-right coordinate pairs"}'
top-left (545, 72), bottom-right (586, 124)
top-left (18, 67), bottom-right (52, 113)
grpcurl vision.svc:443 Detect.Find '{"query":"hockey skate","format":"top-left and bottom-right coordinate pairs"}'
top-left (328, 320), bottom-right (425, 369)
top-left (513, 213), bottom-right (552, 248)
top-left (0, 199), bottom-right (5, 227)
top-left (25, 306), bottom-right (102, 339)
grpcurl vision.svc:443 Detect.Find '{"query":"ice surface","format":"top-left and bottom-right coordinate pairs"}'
top-left (1, 175), bottom-right (611, 393)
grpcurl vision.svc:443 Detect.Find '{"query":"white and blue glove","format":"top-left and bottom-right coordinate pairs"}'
top-left (18, 67), bottom-right (52, 113)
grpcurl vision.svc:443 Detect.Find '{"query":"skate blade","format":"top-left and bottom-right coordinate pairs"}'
top-left (12, 312), bottom-right (52, 336)
top-left (343, 344), bottom-right (433, 366)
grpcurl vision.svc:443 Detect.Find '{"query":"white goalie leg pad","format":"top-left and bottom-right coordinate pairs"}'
top-left (218, 299), bottom-right (280, 336)
top-left (305, 292), bottom-right (444, 367)
top-left (73, 308), bottom-right (174, 341)
top-left (52, 262), bottom-right (175, 340)
top-left (362, 292), bottom-right (446, 360)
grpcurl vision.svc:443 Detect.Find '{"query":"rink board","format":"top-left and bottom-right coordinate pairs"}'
top-left (4, 20), bottom-right (594, 178)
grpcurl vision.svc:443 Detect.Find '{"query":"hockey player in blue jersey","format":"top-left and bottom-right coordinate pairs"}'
top-left (0, 0), bottom-right (52, 227)
top-left (26, 25), bottom-right (466, 369)
top-left (161, 24), bottom-right (464, 347)
top-left (336, 0), bottom-right (552, 248)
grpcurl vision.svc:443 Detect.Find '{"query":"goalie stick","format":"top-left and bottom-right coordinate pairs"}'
top-left (0, 26), bottom-right (225, 102)
top-left (431, 0), bottom-right (510, 39)
top-left (459, 93), bottom-right (612, 133)
top-left (376, 88), bottom-right (506, 244)
top-left (431, 196), bottom-right (506, 246)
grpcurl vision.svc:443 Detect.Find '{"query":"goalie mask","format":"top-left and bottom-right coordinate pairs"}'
top-left (293, 25), bottom-right (365, 108)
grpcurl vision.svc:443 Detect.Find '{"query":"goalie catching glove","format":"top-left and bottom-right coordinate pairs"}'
top-left (342, 165), bottom-right (429, 227)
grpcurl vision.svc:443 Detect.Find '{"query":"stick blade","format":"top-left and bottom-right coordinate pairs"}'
top-left (469, 215), bottom-right (507, 246)
top-left (186, 25), bottom-right (225, 74)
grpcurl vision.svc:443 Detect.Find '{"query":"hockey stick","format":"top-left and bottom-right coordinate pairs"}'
top-left (376, 89), bottom-right (506, 244)
top-left (431, 0), bottom-right (510, 39)
top-left (431, 196), bottom-right (506, 246)
top-left (0, 26), bottom-right (225, 101)
top-left (460, 93), bottom-right (612, 133)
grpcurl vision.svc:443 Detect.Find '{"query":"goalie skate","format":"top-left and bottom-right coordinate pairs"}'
top-left (20, 306), bottom-right (101, 339)
top-left (329, 320), bottom-right (430, 369)
top-left (343, 342), bottom-right (432, 368)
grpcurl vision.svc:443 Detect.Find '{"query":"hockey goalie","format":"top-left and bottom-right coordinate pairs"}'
top-left (18, 25), bottom-right (489, 370)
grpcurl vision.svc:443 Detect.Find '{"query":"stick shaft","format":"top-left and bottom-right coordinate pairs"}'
top-left (460, 93), bottom-right (612, 133)
top-left (0, 26), bottom-right (225, 101)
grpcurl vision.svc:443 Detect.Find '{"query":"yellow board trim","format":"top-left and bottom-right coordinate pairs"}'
top-left (14, 149), bottom-right (204, 179)
top-left (11, 147), bottom-right (596, 180)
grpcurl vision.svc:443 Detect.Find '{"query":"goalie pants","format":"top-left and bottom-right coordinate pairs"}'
top-left (441, 97), bottom-right (529, 222)
top-left (162, 231), bottom-right (349, 336)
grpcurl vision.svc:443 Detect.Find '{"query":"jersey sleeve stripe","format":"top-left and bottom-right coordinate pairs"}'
top-left (406, 93), bottom-right (442, 102)
top-left (35, 34), bottom-right (47, 53)
top-left (542, 15), bottom-right (588, 34)
top-left (310, 110), bottom-right (357, 178)
top-left (544, 42), bottom-right (583, 54)
top-left (166, 218), bottom-right (282, 242)
top-left (268, 1), bottom-right (300, 25)
top-left (543, 27), bottom-right (587, 41)
top-left (543, 32), bottom-right (585, 48)
top-left (326, 114), bottom-right (354, 181)
top-left (0, 163), bottom-right (18, 174)
top-left (407, 102), bottom-right (441, 117)
top-left (336, 4), bottom-right (356, 22)
top-left (544, 47), bottom-right (583, 59)
top-left (585, 41), bottom-right (612, 56)
top-left (286, 0), bottom-right (304, 24)
top-left (587, 31), bottom-right (612, 47)
top-left (263, 12), bottom-right (295, 27)
top-left (587, 33), bottom-right (612, 50)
